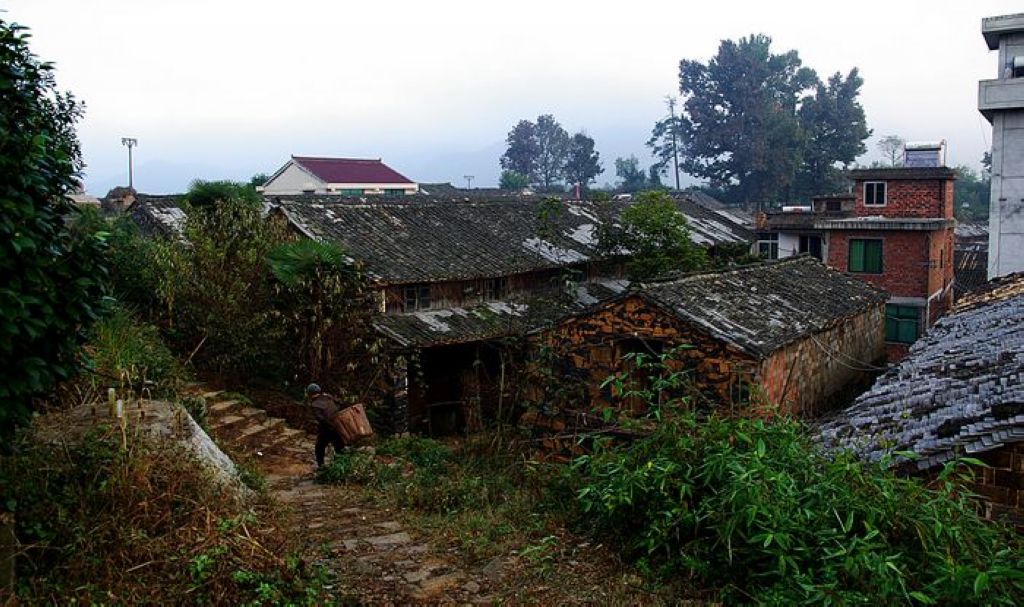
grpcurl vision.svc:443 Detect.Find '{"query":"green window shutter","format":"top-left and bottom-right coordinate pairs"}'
top-left (885, 305), bottom-right (920, 343)
top-left (849, 240), bottom-right (865, 272)
top-left (865, 240), bottom-right (883, 273)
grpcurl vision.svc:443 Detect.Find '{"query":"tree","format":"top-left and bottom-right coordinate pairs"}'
top-left (182, 179), bottom-right (261, 211)
top-left (674, 34), bottom-right (819, 205)
top-left (794, 69), bottom-right (871, 197)
top-left (953, 165), bottom-right (991, 222)
top-left (1, 19), bottom-right (108, 433)
top-left (499, 170), bottom-right (530, 191)
top-left (248, 172), bottom-right (270, 189)
top-left (877, 135), bottom-right (905, 167)
top-left (647, 96), bottom-right (684, 190)
top-left (564, 132), bottom-right (603, 192)
top-left (614, 191), bottom-right (707, 280)
top-left (534, 114), bottom-right (570, 191)
top-left (981, 151), bottom-right (992, 176)
top-left (615, 156), bottom-right (652, 192)
top-left (500, 119), bottom-right (539, 181)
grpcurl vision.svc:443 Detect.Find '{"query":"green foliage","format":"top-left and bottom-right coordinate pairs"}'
top-left (0, 429), bottom-right (324, 604)
top-left (79, 306), bottom-right (185, 399)
top-left (499, 169), bottom-right (530, 191)
top-left (572, 414), bottom-right (1024, 604)
top-left (673, 34), bottom-right (869, 204)
top-left (614, 155), bottom-right (659, 193)
top-left (564, 132), bottom-right (603, 190)
top-left (612, 191), bottom-right (708, 280)
top-left (500, 114), bottom-right (575, 190)
top-left (182, 178), bottom-right (261, 211)
top-left (0, 19), bottom-right (108, 432)
top-left (316, 451), bottom-right (402, 487)
top-left (500, 119), bottom-right (540, 180)
top-left (954, 164), bottom-right (991, 222)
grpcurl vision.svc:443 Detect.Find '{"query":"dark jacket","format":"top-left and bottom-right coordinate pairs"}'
top-left (311, 393), bottom-right (339, 428)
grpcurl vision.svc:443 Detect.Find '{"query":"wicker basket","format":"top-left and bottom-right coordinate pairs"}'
top-left (328, 403), bottom-right (374, 444)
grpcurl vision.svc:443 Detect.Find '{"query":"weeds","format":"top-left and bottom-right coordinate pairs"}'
top-left (0, 426), bottom-right (324, 604)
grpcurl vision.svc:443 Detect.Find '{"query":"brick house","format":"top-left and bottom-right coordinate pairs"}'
top-left (534, 257), bottom-right (887, 418)
top-left (816, 165), bottom-right (956, 361)
top-left (818, 273), bottom-right (1024, 528)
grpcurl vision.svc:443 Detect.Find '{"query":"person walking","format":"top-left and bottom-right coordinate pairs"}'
top-left (307, 383), bottom-right (344, 468)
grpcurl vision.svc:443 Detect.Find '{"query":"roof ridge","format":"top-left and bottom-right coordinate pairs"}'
top-left (636, 255), bottom-right (813, 288)
top-left (293, 156), bottom-right (383, 163)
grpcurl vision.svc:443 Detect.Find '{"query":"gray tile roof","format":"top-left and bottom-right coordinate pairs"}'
top-left (373, 279), bottom-right (629, 348)
top-left (636, 256), bottom-right (888, 358)
top-left (128, 195), bottom-right (187, 238)
top-left (817, 273), bottom-right (1024, 471)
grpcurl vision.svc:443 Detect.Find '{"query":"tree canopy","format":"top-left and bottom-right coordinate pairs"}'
top-left (604, 191), bottom-right (707, 280)
top-left (500, 114), bottom-right (598, 191)
top-left (564, 132), bottom-right (603, 191)
top-left (667, 34), bottom-right (870, 205)
top-left (0, 19), bottom-right (108, 433)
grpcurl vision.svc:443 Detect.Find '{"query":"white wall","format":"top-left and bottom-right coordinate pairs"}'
top-left (262, 162), bottom-right (323, 194)
top-left (988, 109), bottom-right (1024, 278)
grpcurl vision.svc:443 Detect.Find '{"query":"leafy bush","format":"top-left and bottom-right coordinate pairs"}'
top-left (0, 19), bottom-right (108, 433)
top-left (0, 428), bottom-right (323, 604)
top-left (316, 451), bottom-right (402, 487)
top-left (600, 190), bottom-right (707, 280)
top-left (79, 306), bottom-right (185, 398)
top-left (571, 414), bottom-right (1024, 604)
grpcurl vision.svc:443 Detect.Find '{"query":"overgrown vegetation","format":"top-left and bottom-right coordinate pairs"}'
top-left (0, 428), bottom-right (324, 604)
top-left (0, 18), bottom-right (108, 434)
top-left (564, 352), bottom-right (1024, 605)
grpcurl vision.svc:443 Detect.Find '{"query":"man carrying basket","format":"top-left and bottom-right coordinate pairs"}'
top-left (307, 383), bottom-right (345, 469)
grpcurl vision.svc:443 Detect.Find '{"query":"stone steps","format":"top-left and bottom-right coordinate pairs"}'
top-left (189, 385), bottom-right (315, 459)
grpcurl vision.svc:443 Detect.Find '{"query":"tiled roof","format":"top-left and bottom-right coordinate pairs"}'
top-left (817, 273), bottom-right (1024, 471)
top-left (373, 279), bottom-right (629, 348)
top-left (635, 256), bottom-right (888, 358)
top-left (291, 157), bottom-right (414, 185)
top-left (276, 197), bottom-right (753, 285)
top-left (128, 195), bottom-right (187, 237)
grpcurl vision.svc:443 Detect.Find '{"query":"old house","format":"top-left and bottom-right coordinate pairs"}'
top-left (817, 156), bottom-right (956, 361)
top-left (818, 272), bottom-right (1024, 527)
top-left (754, 194), bottom-right (854, 261)
top-left (535, 256), bottom-right (887, 418)
top-left (261, 156), bottom-right (419, 196)
top-left (127, 195), bottom-right (188, 238)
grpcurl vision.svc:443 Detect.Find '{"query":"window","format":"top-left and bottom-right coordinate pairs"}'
top-left (403, 285), bottom-right (431, 311)
top-left (480, 277), bottom-right (508, 301)
top-left (826, 199), bottom-right (842, 212)
top-left (886, 304), bottom-right (920, 344)
top-left (340, 189), bottom-right (363, 196)
top-left (864, 181), bottom-right (886, 206)
top-left (384, 189), bottom-right (406, 196)
top-left (799, 235), bottom-right (823, 260)
top-left (757, 234), bottom-right (779, 259)
top-left (848, 239), bottom-right (883, 273)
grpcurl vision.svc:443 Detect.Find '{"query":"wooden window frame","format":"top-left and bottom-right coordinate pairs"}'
top-left (848, 238), bottom-right (883, 274)
top-left (863, 181), bottom-right (886, 207)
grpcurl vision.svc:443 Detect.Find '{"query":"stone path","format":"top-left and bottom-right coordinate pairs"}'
top-left (193, 387), bottom-right (500, 603)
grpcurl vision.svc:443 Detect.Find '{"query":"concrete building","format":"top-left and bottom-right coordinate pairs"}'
top-left (261, 156), bottom-right (418, 196)
top-left (979, 13), bottom-right (1024, 278)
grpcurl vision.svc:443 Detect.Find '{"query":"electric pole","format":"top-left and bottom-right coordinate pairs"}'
top-left (665, 96), bottom-right (680, 191)
top-left (121, 137), bottom-right (138, 189)
top-left (464, 175), bottom-right (474, 189)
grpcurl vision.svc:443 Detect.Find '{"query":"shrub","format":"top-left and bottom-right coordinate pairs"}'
top-left (0, 427), bottom-right (323, 604)
top-left (0, 18), bottom-right (108, 434)
top-left (571, 414), bottom-right (1024, 604)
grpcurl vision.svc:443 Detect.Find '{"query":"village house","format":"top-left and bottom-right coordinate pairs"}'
top-left (818, 272), bottom-right (1024, 527)
top-left (534, 256), bottom-right (887, 418)
top-left (260, 156), bottom-right (419, 196)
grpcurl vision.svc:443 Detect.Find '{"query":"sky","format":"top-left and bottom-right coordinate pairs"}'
top-left (4, 0), bottom-right (1020, 195)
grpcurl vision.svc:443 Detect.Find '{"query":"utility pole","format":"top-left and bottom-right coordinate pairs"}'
top-left (121, 137), bottom-right (138, 189)
top-left (464, 175), bottom-right (474, 189)
top-left (665, 96), bottom-right (681, 191)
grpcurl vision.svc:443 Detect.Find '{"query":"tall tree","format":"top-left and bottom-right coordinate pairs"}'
top-left (675, 34), bottom-right (818, 205)
top-left (1, 18), bottom-right (108, 433)
top-left (613, 191), bottom-right (707, 280)
top-left (647, 96), bottom-right (684, 190)
top-left (564, 132), bottom-right (603, 192)
top-left (534, 114), bottom-right (570, 191)
top-left (877, 135), bottom-right (905, 167)
top-left (500, 119), bottom-right (539, 180)
top-left (794, 69), bottom-right (871, 197)
top-left (499, 170), bottom-right (530, 191)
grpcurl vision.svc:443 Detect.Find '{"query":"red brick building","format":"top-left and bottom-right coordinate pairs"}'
top-left (817, 166), bottom-right (956, 360)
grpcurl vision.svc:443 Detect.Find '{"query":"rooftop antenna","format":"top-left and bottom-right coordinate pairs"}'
top-left (464, 175), bottom-right (474, 189)
top-left (120, 137), bottom-right (138, 189)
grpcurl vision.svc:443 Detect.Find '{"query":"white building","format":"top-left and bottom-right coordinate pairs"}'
top-left (261, 156), bottom-right (418, 196)
top-left (979, 13), bottom-right (1024, 279)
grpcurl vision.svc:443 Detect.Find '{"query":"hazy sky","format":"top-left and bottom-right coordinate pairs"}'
top-left (4, 0), bottom-right (1019, 194)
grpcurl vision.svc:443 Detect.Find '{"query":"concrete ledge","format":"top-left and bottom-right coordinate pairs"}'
top-left (815, 218), bottom-right (954, 231)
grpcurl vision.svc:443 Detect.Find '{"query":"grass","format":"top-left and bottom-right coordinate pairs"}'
top-left (0, 425), bottom-right (324, 604)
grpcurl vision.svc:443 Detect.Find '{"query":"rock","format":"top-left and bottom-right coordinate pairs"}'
top-left (463, 581), bottom-right (481, 593)
top-left (366, 532), bottom-right (412, 547)
top-left (375, 521), bottom-right (402, 531)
